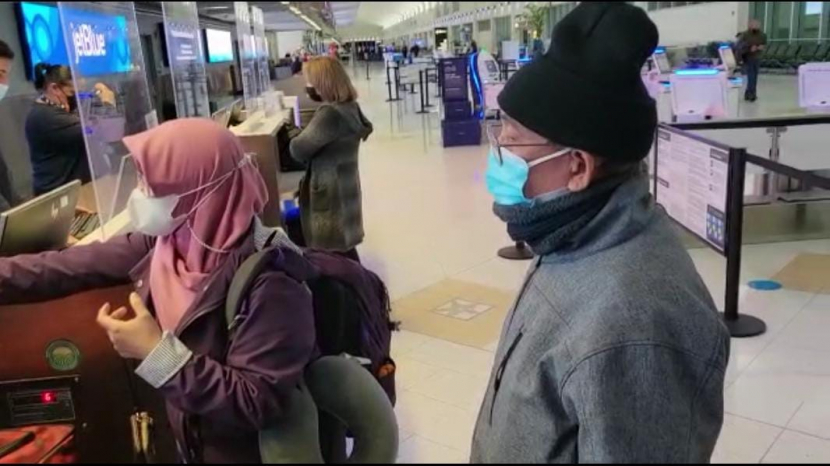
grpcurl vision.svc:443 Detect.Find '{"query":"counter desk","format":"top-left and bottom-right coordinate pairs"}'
top-left (230, 104), bottom-right (297, 227)
top-left (0, 213), bottom-right (174, 464)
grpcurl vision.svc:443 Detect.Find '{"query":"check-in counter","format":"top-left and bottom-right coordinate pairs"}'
top-left (229, 101), bottom-right (298, 227)
top-left (0, 214), bottom-right (174, 463)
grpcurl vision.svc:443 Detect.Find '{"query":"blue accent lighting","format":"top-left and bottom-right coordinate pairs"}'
top-left (674, 69), bottom-right (720, 76)
top-left (469, 52), bottom-right (484, 120)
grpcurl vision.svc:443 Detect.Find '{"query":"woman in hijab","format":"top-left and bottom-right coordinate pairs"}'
top-left (0, 118), bottom-right (317, 463)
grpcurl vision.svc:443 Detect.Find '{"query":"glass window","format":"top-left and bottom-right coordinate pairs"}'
top-left (494, 16), bottom-right (511, 43)
top-left (825, 3), bottom-right (830, 40)
top-left (794, 2), bottom-right (822, 39)
top-left (770, 1), bottom-right (794, 40)
top-left (749, 1), bottom-right (767, 26)
top-left (804, 2), bottom-right (823, 15)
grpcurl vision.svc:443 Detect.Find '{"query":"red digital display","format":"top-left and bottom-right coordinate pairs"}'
top-left (41, 392), bottom-right (56, 404)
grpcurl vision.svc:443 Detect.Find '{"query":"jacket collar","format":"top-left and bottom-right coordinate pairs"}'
top-left (539, 173), bottom-right (656, 265)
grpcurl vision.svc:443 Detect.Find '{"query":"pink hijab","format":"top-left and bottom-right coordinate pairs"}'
top-left (123, 118), bottom-right (268, 331)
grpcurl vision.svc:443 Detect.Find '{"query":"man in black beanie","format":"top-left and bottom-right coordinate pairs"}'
top-left (473, 3), bottom-right (729, 463)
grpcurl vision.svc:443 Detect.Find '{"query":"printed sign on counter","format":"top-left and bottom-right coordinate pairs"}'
top-left (655, 128), bottom-right (730, 253)
top-left (161, 1), bottom-right (209, 118)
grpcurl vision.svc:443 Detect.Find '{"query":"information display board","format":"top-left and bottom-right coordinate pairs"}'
top-left (161, 1), bottom-right (209, 118)
top-left (655, 126), bottom-right (731, 254)
top-left (17, 2), bottom-right (71, 79)
top-left (205, 28), bottom-right (233, 63)
top-left (235, 1), bottom-right (259, 113)
top-left (58, 1), bottom-right (155, 237)
top-left (441, 57), bottom-right (468, 102)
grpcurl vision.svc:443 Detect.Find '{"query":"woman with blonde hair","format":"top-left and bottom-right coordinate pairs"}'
top-left (291, 56), bottom-right (373, 261)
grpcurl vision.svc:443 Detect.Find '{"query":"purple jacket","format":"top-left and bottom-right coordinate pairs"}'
top-left (0, 232), bottom-right (317, 463)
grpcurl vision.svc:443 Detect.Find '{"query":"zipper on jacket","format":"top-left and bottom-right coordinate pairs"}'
top-left (502, 258), bottom-right (542, 338)
top-left (489, 331), bottom-right (524, 425)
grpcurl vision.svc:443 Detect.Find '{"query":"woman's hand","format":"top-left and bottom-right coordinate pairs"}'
top-left (94, 83), bottom-right (116, 107)
top-left (97, 293), bottom-right (162, 361)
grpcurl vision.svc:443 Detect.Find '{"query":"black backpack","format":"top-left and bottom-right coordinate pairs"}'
top-left (225, 247), bottom-right (398, 406)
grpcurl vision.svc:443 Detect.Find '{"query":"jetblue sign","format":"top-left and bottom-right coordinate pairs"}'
top-left (62, 7), bottom-right (132, 76)
top-left (72, 24), bottom-right (107, 62)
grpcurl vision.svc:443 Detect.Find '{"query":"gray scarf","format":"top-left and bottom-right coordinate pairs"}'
top-left (494, 169), bottom-right (636, 256)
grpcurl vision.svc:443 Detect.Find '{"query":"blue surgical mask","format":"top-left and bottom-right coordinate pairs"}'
top-left (0, 83), bottom-right (8, 101)
top-left (486, 146), bottom-right (572, 206)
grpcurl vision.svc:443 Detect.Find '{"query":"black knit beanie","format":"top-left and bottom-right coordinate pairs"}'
top-left (498, 2), bottom-right (659, 163)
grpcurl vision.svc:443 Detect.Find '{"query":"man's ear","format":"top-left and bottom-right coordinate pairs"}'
top-left (567, 151), bottom-right (601, 192)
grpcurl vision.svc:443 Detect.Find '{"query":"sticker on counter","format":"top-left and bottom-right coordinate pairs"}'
top-left (46, 340), bottom-right (82, 372)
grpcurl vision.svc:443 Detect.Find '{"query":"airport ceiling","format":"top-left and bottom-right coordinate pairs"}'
top-left (354, 2), bottom-right (434, 29)
top-left (193, 2), bottom-right (361, 32)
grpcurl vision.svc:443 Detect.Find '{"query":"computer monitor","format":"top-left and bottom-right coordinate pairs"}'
top-left (0, 181), bottom-right (81, 257)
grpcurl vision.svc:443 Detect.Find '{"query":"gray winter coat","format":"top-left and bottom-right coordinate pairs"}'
top-left (471, 174), bottom-right (730, 464)
top-left (290, 102), bottom-right (372, 251)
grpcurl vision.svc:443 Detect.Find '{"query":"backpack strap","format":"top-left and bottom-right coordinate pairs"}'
top-left (225, 249), bottom-right (274, 340)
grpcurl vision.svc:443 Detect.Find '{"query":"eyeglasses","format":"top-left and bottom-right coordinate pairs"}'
top-left (486, 120), bottom-right (555, 166)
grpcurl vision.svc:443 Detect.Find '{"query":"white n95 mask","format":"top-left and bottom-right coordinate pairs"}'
top-left (127, 154), bottom-right (253, 237)
top-left (127, 189), bottom-right (184, 237)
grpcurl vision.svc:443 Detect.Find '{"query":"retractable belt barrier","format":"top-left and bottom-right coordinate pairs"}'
top-left (660, 120), bottom-right (830, 338)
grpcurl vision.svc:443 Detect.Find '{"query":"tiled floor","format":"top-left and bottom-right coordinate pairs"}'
top-left (343, 64), bottom-right (830, 463)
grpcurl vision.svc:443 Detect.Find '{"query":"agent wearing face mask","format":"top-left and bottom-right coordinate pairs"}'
top-left (0, 119), bottom-right (317, 463)
top-left (0, 40), bottom-right (20, 211)
top-left (291, 57), bottom-right (373, 261)
top-left (472, 3), bottom-right (729, 464)
top-left (25, 63), bottom-right (90, 196)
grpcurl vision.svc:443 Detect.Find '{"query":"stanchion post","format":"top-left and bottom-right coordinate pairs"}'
top-left (417, 70), bottom-right (429, 114)
top-left (385, 64), bottom-right (394, 102)
top-left (424, 69), bottom-right (433, 108)
top-left (395, 66), bottom-right (402, 101)
top-left (722, 148), bottom-right (767, 338)
top-left (366, 60), bottom-right (370, 81)
top-left (497, 242), bottom-right (534, 261)
top-left (437, 66), bottom-right (443, 98)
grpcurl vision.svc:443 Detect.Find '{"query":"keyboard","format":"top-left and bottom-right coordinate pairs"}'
top-left (70, 212), bottom-right (100, 240)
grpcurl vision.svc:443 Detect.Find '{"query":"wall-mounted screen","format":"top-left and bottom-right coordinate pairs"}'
top-left (60, 6), bottom-right (132, 76)
top-left (16, 2), bottom-right (70, 80)
top-left (205, 28), bottom-right (233, 63)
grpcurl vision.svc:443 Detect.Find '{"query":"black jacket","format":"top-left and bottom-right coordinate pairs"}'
top-left (0, 149), bottom-right (16, 211)
top-left (25, 102), bottom-right (91, 195)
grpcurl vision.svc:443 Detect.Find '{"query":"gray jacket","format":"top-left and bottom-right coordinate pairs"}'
top-left (472, 174), bottom-right (730, 464)
top-left (290, 102), bottom-right (372, 251)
